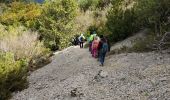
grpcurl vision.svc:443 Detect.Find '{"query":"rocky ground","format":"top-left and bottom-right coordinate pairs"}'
top-left (11, 46), bottom-right (170, 100)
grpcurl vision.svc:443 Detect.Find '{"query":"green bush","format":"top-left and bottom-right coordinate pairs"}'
top-left (78, 0), bottom-right (99, 11)
top-left (106, 1), bottom-right (139, 42)
top-left (37, 0), bottom-right (78, 50)
top-left (106, 0), bottom-right (170, 43)
top-left (0, 2), bottom-right (42, 27)
top-left (131, 33), bottom-right (156, 52)
top-left (97, 0), bottom-right (111, 9)
top-left (0, 52), bottom-right (28, 100)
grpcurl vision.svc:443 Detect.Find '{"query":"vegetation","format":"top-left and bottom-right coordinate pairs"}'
top-left (105, 0), bottom-right (170, 50)
top-left (37, 0), bottom-right (78, 50)
top-left (0, 2), bottom-right (42, 27)
top-left (0, 0), bottom-right (170, 99)
top-left (0, 52), bottom-right (28, 100)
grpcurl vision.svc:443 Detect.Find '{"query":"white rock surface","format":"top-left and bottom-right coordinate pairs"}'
top-left (99, 70), bottom-right (108, 78)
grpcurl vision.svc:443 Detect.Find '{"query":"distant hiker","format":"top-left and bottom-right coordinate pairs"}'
top-left (79, 33), bottom-right (85, 48)
top-left (92, 31), bottom-right (97, 38)
top-left (72, 36), bottom-right (77, 45)
top-left (89, 31), bottom-right (94, 52)
top-left (105, 37), bottom-right (111, 52)
top-left (99, 37), bottom-right (108, 66)
top-left (75, 35), bottom-right (79, 45)
top-left (97, 35), bottom-right (104, 58)
top-left (92, 36), bottom-right (99, 58)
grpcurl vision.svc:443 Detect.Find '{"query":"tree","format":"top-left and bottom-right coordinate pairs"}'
top-left (37, 0), bottom-right (78, 50)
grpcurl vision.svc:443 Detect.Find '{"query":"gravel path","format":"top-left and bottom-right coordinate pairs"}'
top-left (11, 46), bottom-right (170, 100)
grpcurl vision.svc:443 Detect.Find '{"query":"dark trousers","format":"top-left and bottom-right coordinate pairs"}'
top-left (80, 42), bottom-right (84, 48)
top-left (99, 52), bottom-right (106, 65)
top-left (89, 42), bottom-right (92, 52)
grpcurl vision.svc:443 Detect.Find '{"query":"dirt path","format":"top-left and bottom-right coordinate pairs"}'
top-left (11, 46), bottom-right (103, 100)
top-left (11, 46), bottom-right (170, 100)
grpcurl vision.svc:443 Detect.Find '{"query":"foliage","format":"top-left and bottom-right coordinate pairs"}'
top-left (77, 0), bottom-right (111, 11)
top-left (106, 0), bottom-right (170, 43)
top-left (75, 10), bottom-right (95, 33)
top-left (97, 0), bottom-right (111, 9)
top-left (37, 0), bottom-right (78, 50)
top-left (77, 0), bottom-right (99, 11)
top-left (0, 2), bottom-right (42, 27)
top-left (106, 0), bottom-right (138, 42)
top-left (0, 25), bottom-right (50, 61)
top-left (137, 0), bottom-right (170, 35)
top-left (0, 52), bottom-right (28, 100)
top-left (131, 33), bottom-right (156, 52)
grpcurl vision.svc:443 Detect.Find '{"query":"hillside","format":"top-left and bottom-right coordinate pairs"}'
top-left (11, 46), bottom-right (170, 100)
top-left (0, 0), bottom-right (170, 100)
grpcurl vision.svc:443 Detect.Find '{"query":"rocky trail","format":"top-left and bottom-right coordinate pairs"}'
top-left (11, 46), bottom-right (170, 100)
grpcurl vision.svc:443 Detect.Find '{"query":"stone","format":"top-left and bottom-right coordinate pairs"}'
top-left (99, 70), bottom-right (108, 78)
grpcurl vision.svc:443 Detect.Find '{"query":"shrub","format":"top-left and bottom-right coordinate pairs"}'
top-left (0, 52), bottom-right (28, 100)
top-left (75, 10), bottom-right (94, 33)
top-left (37, 0), bottom-right (78, 50)
top-left (78, 0), bottom-right (99, 11)
top-left (0, 25), bottom-right (50, 69)
top-left (0, 25), bottom-right (50, 60)
top-left (106, 0), bottom-right (139, 42)
top-left (97, 0), bottom-right (111, 9)
top-left (130, 33), bottom-right (156, 52)
top-left (0, 2), bottom-right (42, 27)
top-left (106, 0), bottom-right (170, 43)
top-left (83, 7), bottom-right (111, 40)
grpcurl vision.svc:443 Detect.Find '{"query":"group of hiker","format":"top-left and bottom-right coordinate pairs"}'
top-left (76, 31), bottom-right (110, 66)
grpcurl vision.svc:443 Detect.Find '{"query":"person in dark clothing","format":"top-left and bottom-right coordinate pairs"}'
top-left (79, 33), bottom-right (85, 48)
top-left (99, 38), bottom-right (108, 66)
top-left (79, 38), bottom-right (84, 48)
top-left (105, 37), bottom-right (111, 52)
top-left (75, 36), bottom-right (79, 45)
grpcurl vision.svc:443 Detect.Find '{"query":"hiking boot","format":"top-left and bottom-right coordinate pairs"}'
top-left (99, 64), bottom-right (104, 66)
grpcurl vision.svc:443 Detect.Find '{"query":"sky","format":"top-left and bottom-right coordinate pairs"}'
top-left (35, 0), bottom-right (44, 3)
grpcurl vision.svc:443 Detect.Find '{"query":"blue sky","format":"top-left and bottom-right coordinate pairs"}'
top-left (35, 0), bottom-right (44, 3)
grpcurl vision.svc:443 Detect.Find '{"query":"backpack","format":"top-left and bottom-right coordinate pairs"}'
top-left (79, 36), bottom-right (83, 42)
top-left (93, 40), bottom-right (99, 49)
top-left (81, 36), bottom-right (83, 41)
top-left (101, 42), bottom-right (108, 53)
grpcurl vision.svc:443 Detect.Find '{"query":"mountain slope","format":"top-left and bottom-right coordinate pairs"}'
top-left (11, 46), bottom-right (170, 100)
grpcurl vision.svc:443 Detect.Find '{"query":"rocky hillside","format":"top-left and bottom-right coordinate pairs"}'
top-left (11, 44), bottom-right (170, 100)
top-left (110, 29), bottom-right (148, 51)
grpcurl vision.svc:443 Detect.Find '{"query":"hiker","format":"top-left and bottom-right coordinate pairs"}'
top-left (75, 35), bottom-right (79, 45)
top-left (89, 31), bottom-right (94, 52)
top-left (92, 36), bottom-right (99, 58)
top-left (72, 35), bottom-right (78, 46)
top-left (99, 37), bottom-right (108, 66)
top-left (78, 33), bottom-right (85, 48)
top-left (97, 35), bottom-right (104, 58)
top-left (105, 37), bottom-right (111, 52)
top-left (92, 31), bottom-right (97, 38)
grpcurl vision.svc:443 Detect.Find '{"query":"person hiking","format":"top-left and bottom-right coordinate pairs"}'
top-left (99, 37), bottom-right (108, 66)
top-left (79, 33), bottom-right (85, 48)
top-left (97, 35), bottom-right (104, 58)
top-left (92, 36), bottom-right (99, 58)
top-left (89, 31), bottom-right (94, 52)
top-left (72, 35), bottom-right (78, 46)
top-left (75, 35), bottom-right (79, 45)
top-left (104, 37), bottom-right (111, 52)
